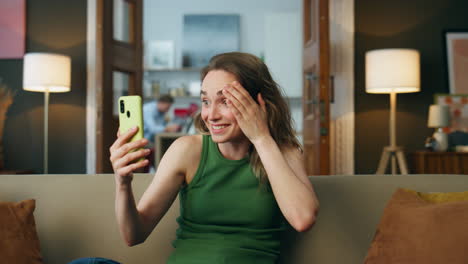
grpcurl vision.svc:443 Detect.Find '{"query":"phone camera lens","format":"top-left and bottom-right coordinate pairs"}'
top-left (120, 100), bottom-right (125, 113)
top-left (126, 110), bottom-right (131, 118)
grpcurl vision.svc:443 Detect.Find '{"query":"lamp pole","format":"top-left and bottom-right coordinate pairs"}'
top-left (377, 92), bottom-right (408, 175)
top-left (389, 92), bottom-right (396, 174)
top-left (44, 90), bottom-right (49, 174)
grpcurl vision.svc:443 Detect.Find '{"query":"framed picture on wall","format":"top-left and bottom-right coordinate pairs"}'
top-left (435, 93), bottom-right (468, 133)
top-left (145, 40), bottom-right (175, 69)
top-left (0, 0), bottom-right (26, 59)
top-left (182, 14), bottom-right (240, 67)
top-left (444, 31), bottom-right (468, 94)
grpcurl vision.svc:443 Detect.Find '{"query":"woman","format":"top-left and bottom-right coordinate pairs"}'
top-left (73, 52), bottom-right (319, 264)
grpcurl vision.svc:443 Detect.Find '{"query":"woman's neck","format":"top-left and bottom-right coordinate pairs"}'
top-left (217, 139), bottom-right (251, 160)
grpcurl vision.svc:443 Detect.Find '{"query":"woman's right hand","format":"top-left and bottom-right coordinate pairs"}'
top-left (109, 126), bottom-right (151, 186)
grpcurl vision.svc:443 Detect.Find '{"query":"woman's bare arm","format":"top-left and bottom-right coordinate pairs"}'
top-left (111, 130), bottom-right (198, 246)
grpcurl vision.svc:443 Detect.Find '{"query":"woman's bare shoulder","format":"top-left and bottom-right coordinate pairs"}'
top-left (173, 134), bottom-right (202, 149)
top-left (169, 135), bottom-right (203, 180)
top-left (171, 134), bottom-right (203, 160)
top-left (157, 134), bottom-right (203, 176)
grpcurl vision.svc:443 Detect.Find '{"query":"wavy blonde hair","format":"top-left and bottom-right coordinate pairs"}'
top-left (194, 52), bottom-right (301, 183)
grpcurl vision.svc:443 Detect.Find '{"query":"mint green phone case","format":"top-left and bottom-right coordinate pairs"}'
top-left (118, 95), bottom-right (144, 143)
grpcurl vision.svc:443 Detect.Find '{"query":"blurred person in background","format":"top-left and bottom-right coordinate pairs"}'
top-left (143, 94), bottom-right (181, 145)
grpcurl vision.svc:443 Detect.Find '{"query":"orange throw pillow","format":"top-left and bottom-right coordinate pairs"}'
top-left (364, 188), bottom-right (468, 264)
top-left (0, 199), bottom-right (43, 264)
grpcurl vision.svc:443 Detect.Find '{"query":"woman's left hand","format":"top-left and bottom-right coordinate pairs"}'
top-left (223, 81), bottom-right (271, 144)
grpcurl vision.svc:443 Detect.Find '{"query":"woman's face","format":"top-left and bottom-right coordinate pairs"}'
top-left (200, 70), bottom-right (245, 143)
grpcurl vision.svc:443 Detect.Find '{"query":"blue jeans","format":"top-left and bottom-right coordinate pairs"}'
top-left (68, 258), bottom-right (121, 264)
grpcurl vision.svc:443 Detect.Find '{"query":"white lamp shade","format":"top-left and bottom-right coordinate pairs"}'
top-left (366, 49), bottom-right (420, 94)
top-left (428, 104), bottom-right (450, 128)
top-left (23, 53), bottom-right (71, 93)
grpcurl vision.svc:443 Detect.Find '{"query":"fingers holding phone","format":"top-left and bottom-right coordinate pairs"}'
top-left (110, 126), bottom-right (150, 184)
top-left (110, 95), bottom-right (148, 184)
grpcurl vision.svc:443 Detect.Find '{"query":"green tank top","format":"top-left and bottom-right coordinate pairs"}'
top-left (167, 135), bottom-right (285, 264)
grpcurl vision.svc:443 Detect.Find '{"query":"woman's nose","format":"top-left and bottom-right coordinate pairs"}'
top-left (208, 105), bottom-right (221, 120)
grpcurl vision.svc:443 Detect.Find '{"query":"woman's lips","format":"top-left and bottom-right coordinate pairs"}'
top-left (211, 124), bottom-right (230, 134)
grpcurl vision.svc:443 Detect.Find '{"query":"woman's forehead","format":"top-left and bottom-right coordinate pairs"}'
top-left (201, 70), bottom-right (237, 94)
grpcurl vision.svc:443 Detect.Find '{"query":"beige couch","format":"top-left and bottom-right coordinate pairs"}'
top-left (1, 174), bottom-right (467, 264)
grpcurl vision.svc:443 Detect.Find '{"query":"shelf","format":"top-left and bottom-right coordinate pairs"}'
top-left (144, 96), bottom-right (199, 101)
top-left (173, 96), bottom-right (199, 99)
top-left (144, 67), bottom-right (202, 72)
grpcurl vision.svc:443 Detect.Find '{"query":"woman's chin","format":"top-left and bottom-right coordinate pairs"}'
top-left (210, 133), bottom-right (229, 143)
top-left (210, 131), bottom-right (247, 144)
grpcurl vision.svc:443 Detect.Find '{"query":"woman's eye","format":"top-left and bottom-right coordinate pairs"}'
top-left (222, 99), bottom-right (227, 105)
top-left (201, 100), bottom-right (209, 106)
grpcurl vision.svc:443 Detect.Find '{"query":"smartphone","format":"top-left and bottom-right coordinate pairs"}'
top-left (118, 95), bottom-right (144, 143)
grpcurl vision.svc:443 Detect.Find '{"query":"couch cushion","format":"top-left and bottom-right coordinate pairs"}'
top-left (0, 199), bottom-right (43, 264)
top-left (364, 188), bottom-right (468, 264)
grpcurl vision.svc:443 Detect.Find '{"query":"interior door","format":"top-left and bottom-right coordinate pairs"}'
top-left (90, 0), bottom-right (143, 173)
top-left (302, 0), bottom-right (330, 175)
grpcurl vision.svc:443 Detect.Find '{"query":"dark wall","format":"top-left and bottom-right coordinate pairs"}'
top-left (0, 0), bottom-right (87, 173)
top-left (354, 0), bottom-right (468, 174)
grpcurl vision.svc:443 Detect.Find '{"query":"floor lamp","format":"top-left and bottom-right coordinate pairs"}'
top-left (23, 53), bottom-right (71, 174)
top-left (365, 49), bottom-right (420, 175)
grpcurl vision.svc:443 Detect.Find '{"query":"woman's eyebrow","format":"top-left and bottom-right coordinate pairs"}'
top-left (200, 90), bottom-right (224, 97)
